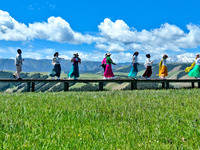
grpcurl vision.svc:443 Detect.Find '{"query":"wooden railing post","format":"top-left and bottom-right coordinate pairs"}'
top-left (162, 82), bottom-right (165, 89)
top-left (166, 82), bottom-right (169, 89)
top-left (27, 82), bottom-right (31, 92)
top-left (64, 82), bottom-right (69, 92)
top-left (133, 81), bottom-right (137, 90)
top-left (131, 82), bottom-right (134, 90)
top-left (131, 80), bottom-right (137, 90)
top-left (99, 81), bottom-right (103, 91)
top-left (191, 82), bottom-right (195, 88)
top-left (32, 82), bottom-right (35, 92)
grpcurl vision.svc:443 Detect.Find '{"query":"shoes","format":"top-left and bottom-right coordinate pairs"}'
top-left (160, 76), bottom-right (166, 80)
top-left (13, 74), bottom-right (16, 79)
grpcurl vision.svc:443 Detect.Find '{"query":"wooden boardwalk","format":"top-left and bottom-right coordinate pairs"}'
top-left (0, 79), bottom-right (200, 92)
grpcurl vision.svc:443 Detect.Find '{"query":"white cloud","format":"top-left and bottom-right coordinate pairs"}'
top-left (111, 52), bottom-right (133, 62)
top-left (95, 42), bottom-right (126, 52)
top-left (0, 10), bottom-right (29, 41)
top-left (97, 19), bottom-right (200, 57)
top-left (1, 9), bottom-right (200, 61)
top-left (176, 53), bottom-right (198, 63)
top-left (176, 24), bottom-right (200, 49)
top-left (0, 10), bottom-right (100, 44)
top-left (0, 48), bottom-right (7, 53)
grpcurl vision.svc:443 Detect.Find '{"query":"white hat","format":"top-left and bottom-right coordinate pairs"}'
top-left (106, 52), bottom-right (111, 56)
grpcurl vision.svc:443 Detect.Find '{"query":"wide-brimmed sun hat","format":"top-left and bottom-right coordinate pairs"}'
top-left (106, 52), bottom-right (111, 56)
top-left (73, 53), bottom-right (79, 56)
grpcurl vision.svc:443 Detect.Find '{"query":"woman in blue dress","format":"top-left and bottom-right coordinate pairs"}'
top-left (128, 51), bottom-right (139, 79)
top-left (68, 53), bottom-right (81, 79)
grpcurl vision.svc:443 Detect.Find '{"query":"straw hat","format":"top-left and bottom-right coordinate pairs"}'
top-left (73, 53), bottom-right (79, 56)
top-left (106, 52), bottom-right (111, 56)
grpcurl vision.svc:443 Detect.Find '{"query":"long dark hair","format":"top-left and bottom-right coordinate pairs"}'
top-left (54, 52), bottom-right (59, 57)
top-left (134, 51), bottom-right (139, 56)
top-left (17, 49), bottom-right (22, 54)
top-left (146, 54), bottom-right (150, 58)
top-left (163, 54), bottom-right (168, 59)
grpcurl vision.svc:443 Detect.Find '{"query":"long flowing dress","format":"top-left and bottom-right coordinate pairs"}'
top-left (142, 58), bottom-right (152, 78)
top-left (188, 58), bottom-right (200, 78)
top-left (128, 55), bottom-right (138, 78)
top-left (159, 59), bottom-right (168, 77)
top-left (68, 57), bottom-right (80, 79)
top-left (49, 57), bottom-right (62, 77)
top-left (103, 56), bottom-right (115, 78)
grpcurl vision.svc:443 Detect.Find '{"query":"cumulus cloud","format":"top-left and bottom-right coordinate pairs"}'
top-left (1, 9), bottom-right (200, 60)
top-left (0, 10), bottom-right (28, 41)
top-left (97, 18), bottom-right (194, 54)
top-left (95, 42), bottom-right (126, 52)
top-left (29, 16), bottom-right (102, 44)
top-left (97, 19), bottom-right (200, 58)
top-left (58, 51), bottom-right (132, 62)
top-left (176, 53), bottom-right (198, 63)
top-left (0, 10), bottom-right (101, 44)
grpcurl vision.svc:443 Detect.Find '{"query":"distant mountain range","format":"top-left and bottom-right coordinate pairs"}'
top-left (0, 62), bottom-right (195, 92)
top-left (0, 56), bottom-right (195, 73)
top-left (0, 58), bottom-right (129, 73)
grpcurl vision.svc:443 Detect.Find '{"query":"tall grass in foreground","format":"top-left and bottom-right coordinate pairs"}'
top-left (0, 89), bottom-right (200, 149)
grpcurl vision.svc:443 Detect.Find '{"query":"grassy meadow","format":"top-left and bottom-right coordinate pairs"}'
top-left (1, 89), bottom-right (200, 149)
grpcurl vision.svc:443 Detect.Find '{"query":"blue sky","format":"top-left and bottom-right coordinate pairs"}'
top-left (1, 0), bottom-right (200, 62)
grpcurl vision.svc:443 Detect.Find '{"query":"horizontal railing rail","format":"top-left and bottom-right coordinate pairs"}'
top-left (0, 79), bottom-right (200, 92)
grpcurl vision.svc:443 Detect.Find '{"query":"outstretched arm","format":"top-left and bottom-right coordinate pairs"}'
top-left (78, 58), bottom-right (81, 64)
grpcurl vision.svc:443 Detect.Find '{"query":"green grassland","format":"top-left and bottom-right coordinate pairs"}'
top-left (1, 89), bottom-right (200, 149)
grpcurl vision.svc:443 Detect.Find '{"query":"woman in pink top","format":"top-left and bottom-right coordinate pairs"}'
top-left (101, 54), bottom-right (107, 72)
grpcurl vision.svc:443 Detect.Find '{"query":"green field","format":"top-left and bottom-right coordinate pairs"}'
top-left (1, 89), bottom-right (200, 149)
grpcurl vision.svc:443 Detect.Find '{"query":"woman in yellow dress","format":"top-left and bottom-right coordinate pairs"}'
top-left (159, 55), bottom-right (168, 79)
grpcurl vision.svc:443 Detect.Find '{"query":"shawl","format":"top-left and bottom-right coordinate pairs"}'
top-left (185, 61), bottom-right (196, 73)
top-left (156, 59), bottom-right (163, 76)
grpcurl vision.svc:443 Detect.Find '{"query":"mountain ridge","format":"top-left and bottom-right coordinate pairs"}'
top-left (0, 58), bottom-right (130, 73)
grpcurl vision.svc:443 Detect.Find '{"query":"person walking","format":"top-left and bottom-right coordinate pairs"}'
top-left (68, 53), bottom-right (81, 79)
top-left (159, 54), bottom-right (168, 79)
top-left (185, 54), bottom-right (199, 73)
top-left (49, 52), bottom-right (65, 80)
top-left (188, 54), bottom-right (200, 79)
top-left (142, 54), bottom-right (153, 80)
top-left (128, 51), bottom-right (139, 79)
top-left (103, 52), bottom-right (117, 79)
top-left (13, 49), bottom-right (24, 80)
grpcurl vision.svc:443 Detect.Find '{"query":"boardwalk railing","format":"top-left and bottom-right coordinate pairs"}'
top-left (0, 79), bottom-right (200, 92)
